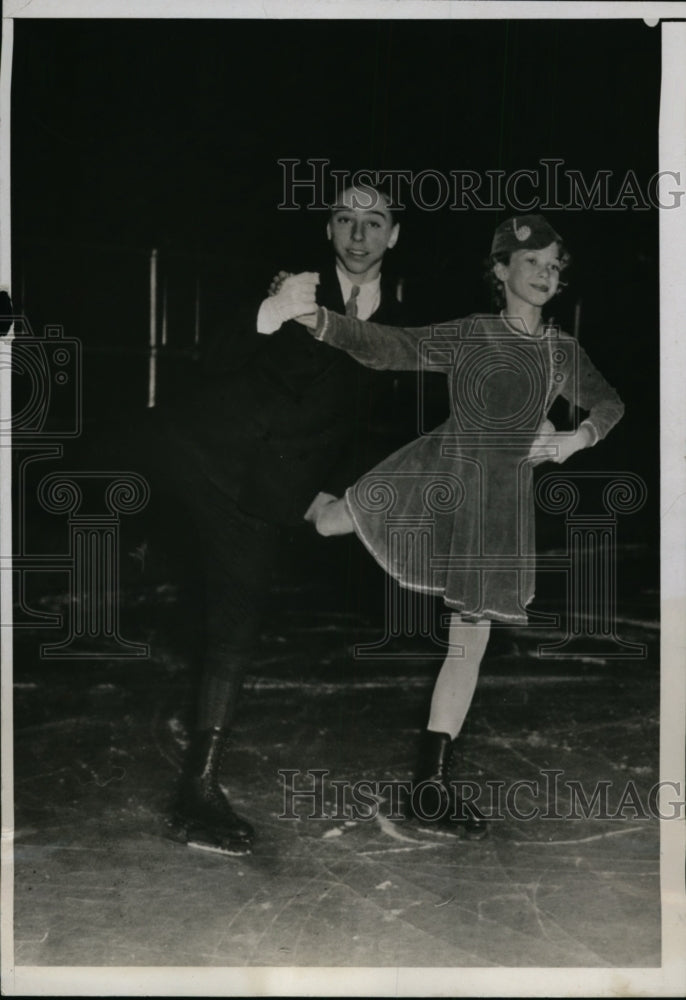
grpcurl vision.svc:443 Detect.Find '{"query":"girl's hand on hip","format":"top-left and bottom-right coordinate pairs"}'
top-left (530, 425), bottom-right (592, 466)
top-left (528, 419), bottom-right (557, 466)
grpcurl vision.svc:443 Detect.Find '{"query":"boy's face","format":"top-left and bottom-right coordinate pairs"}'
top-left (327, 186), bottom-right (399, 283)
top-left (494, 242), bottom-right (562, 311)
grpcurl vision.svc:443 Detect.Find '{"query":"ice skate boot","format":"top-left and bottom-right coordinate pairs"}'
top-left (410, 730), bottom-right (488, 841)
top-left (170, 726), bottom-right (255, 855)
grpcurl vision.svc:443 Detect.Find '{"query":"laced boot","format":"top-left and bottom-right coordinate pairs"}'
top-left (411, 730), bottom-right (488, 840)
top-left (171, 726), bottom-right (255, 855)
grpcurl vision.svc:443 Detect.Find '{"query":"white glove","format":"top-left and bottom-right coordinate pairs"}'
top-left (257, 271), bottom-right (320, 335)
top-left (268, 270), bottom-right (292, 297)
top-left (528, 419), bottom-right (593, 466)
top-left (528, 419), bottom-right (557, 466)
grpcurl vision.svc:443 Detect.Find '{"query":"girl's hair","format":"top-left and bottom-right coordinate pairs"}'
top-left (485, 243), bottom-right (571, 310)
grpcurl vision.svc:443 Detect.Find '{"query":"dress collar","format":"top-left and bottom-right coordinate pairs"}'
top-left (499, 310), bottom-right (546, 339)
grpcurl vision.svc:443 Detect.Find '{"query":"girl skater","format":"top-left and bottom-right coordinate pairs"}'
top-left (294, 215), bottom-right (625, 839)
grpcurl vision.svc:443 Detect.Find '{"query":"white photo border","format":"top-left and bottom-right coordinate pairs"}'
top-left (1, 2), bottom-right (684, 997)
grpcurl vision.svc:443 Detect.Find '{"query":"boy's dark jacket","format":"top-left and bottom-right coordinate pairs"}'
top-left (155, 262), bottom-right (428, 526)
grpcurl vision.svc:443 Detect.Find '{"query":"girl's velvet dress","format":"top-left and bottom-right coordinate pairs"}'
top-left (311, 309), bottom-right (625, 623)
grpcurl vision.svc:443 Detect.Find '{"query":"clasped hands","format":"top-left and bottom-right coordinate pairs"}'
top-left (259, 271), bottom-right (319, 332)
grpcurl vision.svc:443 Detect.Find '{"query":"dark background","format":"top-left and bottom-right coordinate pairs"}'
top-left (10, 17), bottom-right (660, 540)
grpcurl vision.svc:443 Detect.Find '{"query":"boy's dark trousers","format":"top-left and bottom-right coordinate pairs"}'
top-left (140, 419), bottom-right (279, 853)
top-left (138, 266), bottom-right (428, 852)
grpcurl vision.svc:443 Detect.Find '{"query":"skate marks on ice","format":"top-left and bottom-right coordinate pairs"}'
top-left (11, 585), bottom-right (660, 967)
top-left (11, 719), bottom-right (659, 967)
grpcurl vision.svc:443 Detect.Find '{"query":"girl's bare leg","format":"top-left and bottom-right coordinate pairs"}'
top-left (413, 612), bottom-right (491, 839)
top-left (428, 613), bottom-right (491, 738)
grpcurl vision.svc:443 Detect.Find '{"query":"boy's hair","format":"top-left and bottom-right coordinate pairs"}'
top-left (326, 180), bottom-right (400, 225)
top-left (485, 243), bottom-right (571, 310)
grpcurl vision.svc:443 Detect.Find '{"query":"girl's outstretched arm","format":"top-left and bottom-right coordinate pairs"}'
top-left (298, 306), bottom-right (455, 372)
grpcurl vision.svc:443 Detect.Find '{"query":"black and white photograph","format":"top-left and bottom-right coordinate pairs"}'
top-left (1, 2), bottom-right (684, 996)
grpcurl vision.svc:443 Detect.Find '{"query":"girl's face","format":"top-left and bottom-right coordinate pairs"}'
top-left (494, 242), bottom-right (562, 311)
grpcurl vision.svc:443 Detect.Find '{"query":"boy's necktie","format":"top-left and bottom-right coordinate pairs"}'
top-left (345, 284), bottom-right (360, 318)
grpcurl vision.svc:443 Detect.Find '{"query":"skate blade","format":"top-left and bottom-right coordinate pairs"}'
top-left (417, 823), bottom-right (460, 838)
top-left (187, 837), bottom-right (252, 857)
top-left (463, 826), bottom-right (489, 842)
top-left (415, 819), bottom-right (489, 841)
top-left (166, 818), bottom-right (253, 856)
